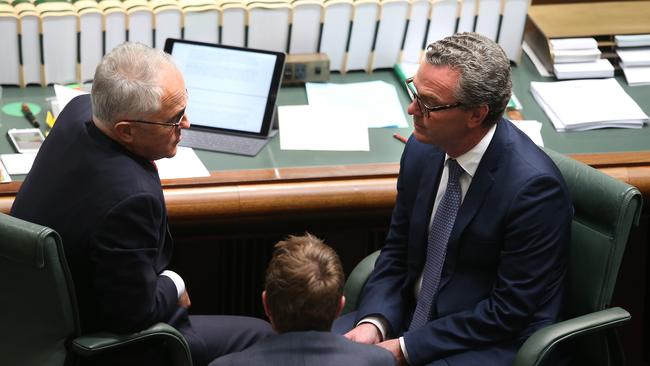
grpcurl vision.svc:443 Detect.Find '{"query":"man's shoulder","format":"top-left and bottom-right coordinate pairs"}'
top-left (497, 119), bottom-right (562, 178)
top-left (208, 332), bottom-right (395, 366)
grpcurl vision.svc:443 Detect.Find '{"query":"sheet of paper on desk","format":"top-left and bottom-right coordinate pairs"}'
top-left (511, 120), bottom-right (544, 147)
top-left (155, 147), bottom-right (210, 180)
top-left (278, 105), bottom-right (370, 151)
top-left (0, 153), bottom-right (37, 175)
top-left (53, 84), bottom-right (89, 118)
top-left (305, 81), bottom-right (408, 128)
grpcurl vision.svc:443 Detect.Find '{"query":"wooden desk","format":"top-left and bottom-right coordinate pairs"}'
top-left (2, 55), bottom-right (650, 217)
top-left (1, 52), bottom-right (649, 363)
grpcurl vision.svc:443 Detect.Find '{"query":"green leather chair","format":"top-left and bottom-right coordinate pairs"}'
top-left (0, 212), bottom-right (193, 366)
top-left (342, 148), bottom-right (643, 366)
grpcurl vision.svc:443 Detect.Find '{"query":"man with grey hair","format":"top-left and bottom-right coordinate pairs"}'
top-left (12, 42), bottom-right (273, 366)
top-left (334, 32), bottom-right (572, 366)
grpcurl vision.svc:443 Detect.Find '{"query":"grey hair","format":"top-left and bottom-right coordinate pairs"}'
top-left (425, 32), bottom-right (512, 126)
top-left (91, 42), bottom-right (176, 125)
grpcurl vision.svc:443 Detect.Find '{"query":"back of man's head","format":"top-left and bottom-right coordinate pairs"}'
top-left (264, 233), bottom-right (344, 333)
top-left (91, 42), bottom-right (176, 126)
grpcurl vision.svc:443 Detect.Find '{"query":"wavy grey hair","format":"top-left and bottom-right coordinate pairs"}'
top-left (425, 32), bottom-right (512, 126)
top-left (91, 42), bottom-right (176, 125)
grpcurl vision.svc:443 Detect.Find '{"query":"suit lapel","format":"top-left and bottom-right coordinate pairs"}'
top-left (438, 121), bottom-right (509, 289)
top-left (411, 149), bottom-right (445, 265)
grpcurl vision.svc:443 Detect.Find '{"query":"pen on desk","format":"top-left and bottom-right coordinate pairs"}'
top-left (393, 133), bottom-right (407, 144)
top-left (21, 103), bottom-right (40, 128)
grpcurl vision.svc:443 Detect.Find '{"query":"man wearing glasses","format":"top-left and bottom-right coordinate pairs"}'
top-left (334, 32), bottom-right (572, 366)
top-left (12, 42), bottom-right (273, 366)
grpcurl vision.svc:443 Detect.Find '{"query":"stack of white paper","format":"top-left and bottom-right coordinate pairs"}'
top-left (550, 38), bottom-right (613, 79)
top-left (553, 59), bottom-right (614, 79)
top-left (616, 47), bottom-right (650, 86)
top-left (530, 78), bottom-right (649, 131)
top-left (615, 34), bottom-right (650, 48)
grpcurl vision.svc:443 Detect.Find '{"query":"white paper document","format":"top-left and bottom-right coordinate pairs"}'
top-left (621, 65), bottom-right (650, 86)
top-left (553, 59), bottom-right (614, 80)
top-left (511, 120), bottom-right (544, 146)
top-left (617, 48), bottom-right (650, 67)
top-left (552, 48), bottom-right (601, 64)
top-left (0, 153), bottom-right (38, 175)
top-left (549, 38), bottom-right (598, 51)
top-left (531, 78), bottom-right (649, 131)
top-left (278, 105), bottom-right (370, 151)
top-left (615, 34), bottom-right (650, 48)
top-left (155, 146), bottom-right (210, 179)
top-left (306, 81), bottom-right (408, 128)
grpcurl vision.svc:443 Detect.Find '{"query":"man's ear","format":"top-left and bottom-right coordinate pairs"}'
top-left (113, 121), bottom-right (136, 143)
top-left (262, 291), bottom-right (273, 322)
top-left (467, 104), bottom-right (489, 129)
top-left (334, 295), bottom-right (346, 319)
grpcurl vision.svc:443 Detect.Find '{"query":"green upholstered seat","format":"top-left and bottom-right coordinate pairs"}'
top-left (342, 148), bottom-right (642, 366)
top-left (0, 212), bottom-right (193, 366)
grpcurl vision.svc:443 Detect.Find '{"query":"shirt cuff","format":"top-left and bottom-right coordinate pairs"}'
top-left (357, 316), bottom-right (387, 341)
top-left (161, 270), bottom-right (185, 299)
top-left (399, 336), bottom-right (411, 364)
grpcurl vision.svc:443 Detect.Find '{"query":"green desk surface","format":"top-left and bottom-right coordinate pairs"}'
top-left (1, 53), bottom-right (650, 181)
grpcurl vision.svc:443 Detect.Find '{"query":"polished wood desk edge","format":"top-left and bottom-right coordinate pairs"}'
top-left (570, 151), bottom-right (650, 168)
top-left (1, 153), bottom-right (649, 218)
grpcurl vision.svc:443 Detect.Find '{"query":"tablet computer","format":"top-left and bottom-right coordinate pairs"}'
top-left (164, 38), bottom-right (285, 156)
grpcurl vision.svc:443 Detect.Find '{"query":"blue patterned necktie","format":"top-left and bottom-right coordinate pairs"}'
top-left (410, 159), bottom-right (463, 330)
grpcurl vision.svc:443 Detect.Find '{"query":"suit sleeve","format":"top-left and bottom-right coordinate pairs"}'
top-left (356, 138), bottom-right (416, 334)
top-left (89, 192), bottom-right (179, 333)
top-left (403, 174), bottom-right (572, 364)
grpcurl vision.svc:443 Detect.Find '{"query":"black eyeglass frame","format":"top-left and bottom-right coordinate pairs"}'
top-left (124, 108), bottom-right (186, 128)
top-left (405, 76), bottom-right (462, 116)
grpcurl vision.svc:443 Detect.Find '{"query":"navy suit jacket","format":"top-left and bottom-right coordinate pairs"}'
top-left (12, 94), bottom-right (180, 334)
top-left (356, 119), bottom-right (572, 365)
top-left (209, 331), bottom-right (396, 366)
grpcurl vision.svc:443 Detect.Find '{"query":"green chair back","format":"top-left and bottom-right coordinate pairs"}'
top-left (542, 148), bottom-right (642, 366)
top-left (0, 212), bottom-right (81, 366)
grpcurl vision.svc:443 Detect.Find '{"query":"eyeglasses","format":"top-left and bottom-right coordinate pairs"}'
top-left (405, 77), bottom-right (462, 116)
top-left (124, 108), bottom-right (186, 128)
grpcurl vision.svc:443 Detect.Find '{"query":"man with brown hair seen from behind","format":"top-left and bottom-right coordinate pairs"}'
top-left (209, 234), bottom-right (395, 366)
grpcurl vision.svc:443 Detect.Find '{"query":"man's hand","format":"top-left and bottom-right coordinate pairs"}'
top-left (378, 338), bottom-right (407, 366)
top-left (178, 290), bottom-right (191, 308)
top-left (344, 323), bottom-right (382, 344)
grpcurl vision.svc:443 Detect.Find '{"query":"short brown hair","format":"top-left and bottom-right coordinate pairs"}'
top-left (265, 233), bottom-right (344, 333)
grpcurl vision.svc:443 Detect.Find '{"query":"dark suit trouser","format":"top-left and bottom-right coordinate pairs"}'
top-left (82, 312), bottom-right (274, 366)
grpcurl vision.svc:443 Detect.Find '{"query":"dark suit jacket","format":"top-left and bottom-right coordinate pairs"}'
top-left (208, 331), bottom-right (396, 366)
top-left (11, 94), bottom-right (179, 334)
top-left (356, 119), bottom-right (572, 365)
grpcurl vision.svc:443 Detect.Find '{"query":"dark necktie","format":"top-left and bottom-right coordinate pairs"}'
top-left (410, 159), bottom-right (463, 330)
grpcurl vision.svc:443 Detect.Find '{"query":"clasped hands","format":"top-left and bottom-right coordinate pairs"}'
top-left (344, 323), bottom-right (407, 365)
